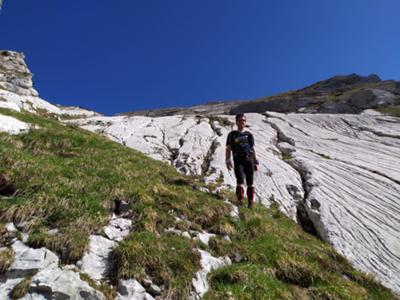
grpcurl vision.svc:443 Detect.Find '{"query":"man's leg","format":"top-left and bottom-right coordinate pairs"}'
top-left (247, 185), bottom-right (255, 208)
top-left (234, 161), bottom-right (245, 205)
top-left (236, 185), bottom-right (244, 206)
top-left (244, 160), bottom-right (255, 208)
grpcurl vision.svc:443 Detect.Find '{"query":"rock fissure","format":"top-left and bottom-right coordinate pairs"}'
top-left (355, 123), bottom-right (400, 140)
top-left (288, 161), bottom-right (321, 238)
top-left (159, 126), bottom-right (178, 166)
top-left (201, 138), bottom-right (220, 177)
top-left (265, 117), bottom-right (320, 237)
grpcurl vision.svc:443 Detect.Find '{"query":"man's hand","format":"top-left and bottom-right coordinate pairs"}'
top-left (254, 159), bottom-right (259, 171)
top-left (226, 159), bottom-right (233, 171)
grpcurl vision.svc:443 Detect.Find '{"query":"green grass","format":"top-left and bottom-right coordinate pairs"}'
top-left (111, 232), bottom-right (200, 298)
top-left (282, 153), bottom-right (293, 161)
top-left (376, 105), bottom-right (400, 117)
top-left (205, 205), bottom-right (396, 299)
top-left (0, 108), bottom-right (396, 299)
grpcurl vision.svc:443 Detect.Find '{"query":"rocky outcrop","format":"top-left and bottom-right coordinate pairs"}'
top-left (72, 110), bottom-right (400, 294)
top-left (0, 240), bottom-right (104, 299)
top-left (0, 50), bottom-right (99, 117)
top-left (0, 51), bottom-right (38, 97)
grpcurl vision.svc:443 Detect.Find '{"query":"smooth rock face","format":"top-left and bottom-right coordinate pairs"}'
top-left (73, 111), bottom-right (400, 294)
top-left (266, 112), bottom-right (400, 293)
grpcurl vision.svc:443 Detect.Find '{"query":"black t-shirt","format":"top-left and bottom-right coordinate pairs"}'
top-left (226, 130), bottom-right (254, 158)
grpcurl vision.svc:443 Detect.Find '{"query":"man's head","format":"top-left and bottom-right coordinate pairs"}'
top-left (235, 113), bottom-right (246, 130)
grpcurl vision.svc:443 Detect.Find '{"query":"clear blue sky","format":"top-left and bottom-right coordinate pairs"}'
top-left (1, 1), bottom-right (399, 115)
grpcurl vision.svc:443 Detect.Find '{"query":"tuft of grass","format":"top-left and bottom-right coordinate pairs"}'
top-left (111, 232), bottom-right (200, 298)
top-left (0, 247), bottom-right (14, 274)
top-left (206, 264), bottom-right (292, 300)
top-left (80, 273), bottom-right (116, 300)
top-left (10, 271), bottom-right (37, 299)
top-left (282, 153), bottom-right (293, 160)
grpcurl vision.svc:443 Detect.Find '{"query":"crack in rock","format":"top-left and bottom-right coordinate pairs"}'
top-left (266, 117), bottom-right (320, 237)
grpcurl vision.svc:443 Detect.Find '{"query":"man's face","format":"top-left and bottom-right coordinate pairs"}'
top-left (236, 117), bottom-right (246, 128)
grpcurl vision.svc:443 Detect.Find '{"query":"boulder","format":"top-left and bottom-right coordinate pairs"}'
top-left (7, 241), bottom-right (59, 279)
top-left (116, 279), bottom-right (154, 300)
top-left (21, 265), bottom-right (105, 300)
top-left (76, 235), bottom-right (115, 281)
top-left (103, 217), bottom-right (132, 241)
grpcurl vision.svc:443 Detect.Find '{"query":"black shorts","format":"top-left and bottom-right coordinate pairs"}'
top-left (234, 157), bottom-right (254, 186)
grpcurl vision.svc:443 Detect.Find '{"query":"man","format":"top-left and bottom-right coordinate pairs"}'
top-left (225, 113), bottom-right (259, 208)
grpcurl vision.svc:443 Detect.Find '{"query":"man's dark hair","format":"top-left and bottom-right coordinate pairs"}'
top-left (235, 113), bottom-right (246, 121)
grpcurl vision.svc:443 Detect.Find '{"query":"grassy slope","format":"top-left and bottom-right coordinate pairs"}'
top-left (0, 109), bottom-right (396, 299)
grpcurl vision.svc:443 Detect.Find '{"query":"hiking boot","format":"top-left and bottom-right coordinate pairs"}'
top-left (236, 186), bottom-right (244, 206)
top-left (247, 186), bottom-right (255, 208)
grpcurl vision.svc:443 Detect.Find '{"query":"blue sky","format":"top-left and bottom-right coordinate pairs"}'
top-left (1, 1), bottom-right (399, 115)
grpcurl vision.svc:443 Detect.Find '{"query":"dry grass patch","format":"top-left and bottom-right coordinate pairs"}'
top-left (0, 247), bottom-right (14, 274)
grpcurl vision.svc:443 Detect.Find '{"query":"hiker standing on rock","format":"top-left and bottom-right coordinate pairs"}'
top-left (225, 113), bottom-right (259, 208)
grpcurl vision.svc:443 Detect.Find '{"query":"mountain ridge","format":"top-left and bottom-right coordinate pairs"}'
top-left (123, 73), bottom-right (400, 117)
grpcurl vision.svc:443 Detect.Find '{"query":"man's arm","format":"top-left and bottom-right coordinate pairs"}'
top-left (250, 133), bottom-right (259, 170)
top-left (225, 145), bottom-right (233, 170)
top-left (252, 146), bottom-right (259, 171)
top-left (252, 147), bottom-right (257, 161)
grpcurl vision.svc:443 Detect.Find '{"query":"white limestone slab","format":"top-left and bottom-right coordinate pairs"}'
top-left (190, 249), bottom-right (231, 300)
top-left (8, 241), bottom-right (59, 279)
top-left (267, 112), bottom-right (400, 293)
top-left (76, 235), bottom-right (115, 281)
top-left (21, 265), bottom-right (105, 300)
top-left (0, 114), bottom-right (30, 135)
top-left (116, 279), bottom-right (154, 300)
